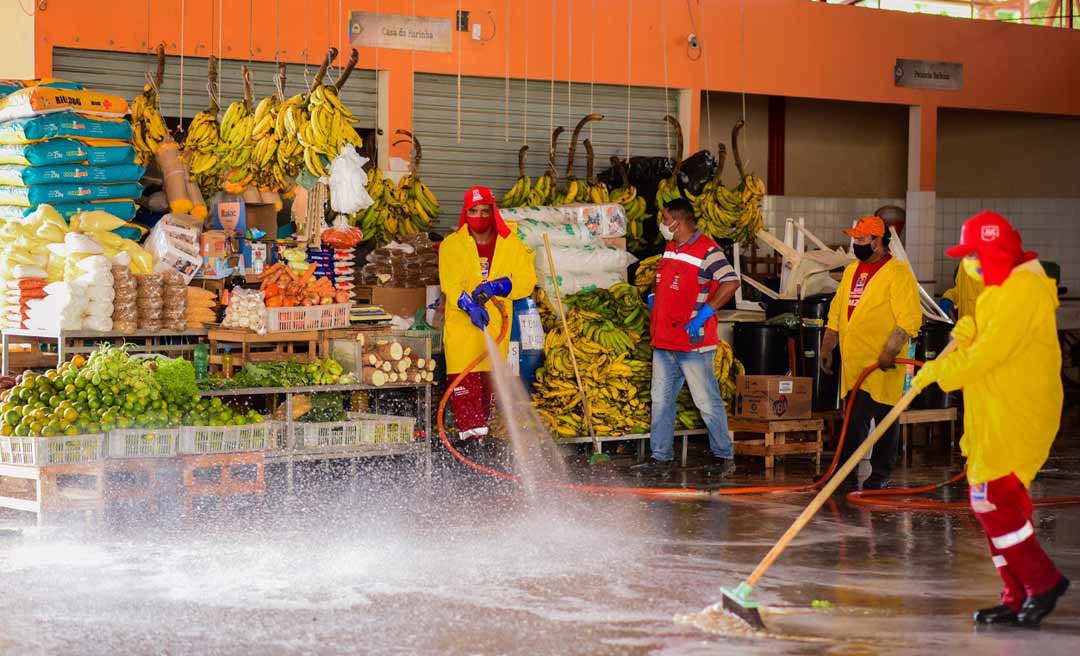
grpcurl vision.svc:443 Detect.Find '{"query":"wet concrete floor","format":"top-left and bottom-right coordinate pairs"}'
top-left (1, 414), bottom-right (1079, 655)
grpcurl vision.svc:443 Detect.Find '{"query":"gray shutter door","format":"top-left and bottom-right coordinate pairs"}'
top-left (52, 47), bottom-right (376, 127)
top-left (412, 73), bottom-right (676, 229)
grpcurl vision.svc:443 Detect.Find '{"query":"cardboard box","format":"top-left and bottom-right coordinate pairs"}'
top-left (734, 375), bottom-right (813, 421)
top-left (355, 286), bottom-right (428, 318)
top-left (200, 230), bottom-right (234, 279)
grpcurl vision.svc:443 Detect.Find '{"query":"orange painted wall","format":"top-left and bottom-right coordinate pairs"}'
top-left (33, 0), bottom-right (1080, 165)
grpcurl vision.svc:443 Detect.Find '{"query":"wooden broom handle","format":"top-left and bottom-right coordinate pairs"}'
top-left (745, 340), bottom-right (958, 587)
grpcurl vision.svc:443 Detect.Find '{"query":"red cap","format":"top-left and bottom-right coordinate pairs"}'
top-left (458, 185), bottom-right (510, 238)
top-left (946, 211), bottom-right (1038, 285)
top-left (843, 216), bottom-right (886, 238)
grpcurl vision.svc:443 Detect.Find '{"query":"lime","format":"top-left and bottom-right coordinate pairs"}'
top-left (5, 410), bottom-right (20, 427)
top-left (62, 407), bottom-right (78, 422)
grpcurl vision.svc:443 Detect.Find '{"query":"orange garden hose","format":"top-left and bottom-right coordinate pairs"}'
top-left (439, 302), bottom-right (1080, 509)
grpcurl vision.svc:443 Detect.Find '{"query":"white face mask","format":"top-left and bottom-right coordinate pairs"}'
top-left (659, 221), bottom-right (675, 241)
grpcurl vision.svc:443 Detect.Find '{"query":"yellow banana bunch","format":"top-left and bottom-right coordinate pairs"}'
top-left (633, 254), bottom-right (661, 293)
top-left (392, 130), bottom-right (440, 236)
top-left (501, 145), bottom-right (533, 208)
top-left (555, 114), bottom-right (603, 206)
top-left (182, 110), bottom-right (222, 197)
top-left (608, 156), bottom-right (648, 250)
top-left (692, 120), bottom-right (766, 246)
top-left (526, 126), bottom-right (564, 206)
top-left (274, 93), bottom-right (308, 179)
top-left (130, 86), bottom-right (168, 167)
top-left (217, 65), bottom-right (258, 193)
top-left (300, 83), bottom-right (364, 178)
top-left (350, 167), bottom-right (412, 244)
top-left (249, 90), bottom-right (293, 193)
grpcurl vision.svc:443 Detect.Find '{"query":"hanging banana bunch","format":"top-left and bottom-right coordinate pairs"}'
top-left (300, 48), bottom-right (364, 177)
top-left (130, 44), bottom-right (169, 167)
top-left (730, 119), bottom-right (767, 245)
top-left (219, 65), bottom-right (258, 194)
top-left (554, 113), bottom-right (603, 205)
top-left (249, 63), bottom-right (290, 193)
top-left (692, 142), bottom-right (728, 236)
top-left (355, 166), bottom-right (407, 244)
top-left (654, 114), bottom-right (686, 212)
top-left (692, 120), bottom-right (766, 246)
top-left (394, 129), bottom-right (440, 236)
top-left (582, 139), bottom-right (610, 204)
top-left (610, 156), bottom-right (648, 251)
top-left (527, 126), bottom-right (563, 206)
top-left (501, 145), bottom-right (532, 208)
top-left (182, 55), bottom-right (225, 199)
top-left (271, 48), bottom-right (336, 181)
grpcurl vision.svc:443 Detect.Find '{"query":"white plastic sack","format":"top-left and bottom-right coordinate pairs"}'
top-left (329, 144), bottom-right (374, 214)
top-left (558, 203), bottom-right (629, 238)
top-left (500, 206), bottom-right (571, 225)
top-left (536, 270), bottom-right (627, 297)
top-left (64, 231), bottom-right (104, 255)
top-left (539, 245), bottom-right (638, 275)
top-left (515, 218), bottom-right (600, 249)
top-left (12, 265), bottom-right (46, 279)
top-left (76, 255), bottom-right (110, 272)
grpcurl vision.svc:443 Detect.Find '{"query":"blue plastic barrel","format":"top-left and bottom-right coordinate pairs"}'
top-left (510, 297), bottom-right (545, 393)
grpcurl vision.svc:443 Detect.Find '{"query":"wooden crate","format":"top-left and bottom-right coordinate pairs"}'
top-left (730, 417), bottom-right (824, 473)
top-left (207, 328), bottom-right (320, 371)
top-left (179, 451), bottom-right (266, 519)
top-left (104, 457), bottom-right (181, 514)
top-left (0, 462), bottom-right (106, 526)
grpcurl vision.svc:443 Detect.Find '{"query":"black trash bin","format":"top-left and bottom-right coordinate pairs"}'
top-left (799, 325), bottom-right (843, 412)
top-left (912, 319), bottom-right (953, 409)
top-left (734, 322), bottom-right (792, 376)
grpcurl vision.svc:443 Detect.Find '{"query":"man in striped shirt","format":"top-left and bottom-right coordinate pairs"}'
top-left (630, 199), bottom-right (742, 478)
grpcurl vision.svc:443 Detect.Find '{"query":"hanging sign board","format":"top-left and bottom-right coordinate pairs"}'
top-left (349, 12), bottom-right (453, 53)
top-left (894, 58), bottom-right (963, 91)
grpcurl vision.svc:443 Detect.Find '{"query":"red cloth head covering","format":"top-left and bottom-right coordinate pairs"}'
top-left (945, 211), bottom-right (1038, 286)
top-left (458, 185), bottom-right (510, 238)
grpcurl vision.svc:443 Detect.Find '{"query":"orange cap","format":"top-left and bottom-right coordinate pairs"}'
top-left (843, 216), bottom-right (886, 238)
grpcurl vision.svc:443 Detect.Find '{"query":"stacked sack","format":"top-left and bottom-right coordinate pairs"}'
top-left (25, 281), bottom-right (87, 331)
top-left (161, 270), bottom-right (188, 332)
top-left (5, 269), bottom-right (47, 329)
top-left (359, 236), bottom-right (439, 287)
top-left (63, 233), bottom-right (114, 332)
top-left (0, 84), bottom-right (143, 224)
top-left (186, 287), bottom-right (218, 328)
top-left (136, 273), bottom-right (164, 332)
top-left (112, 265), bottom-right (138, 334)
top-left (321, 221), bottom-right (363, 305)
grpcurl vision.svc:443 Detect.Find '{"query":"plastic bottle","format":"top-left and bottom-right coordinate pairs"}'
top-left (193, 338), bottom-right (210, 380)
top-left (221, 346), bottom-right (234, 379)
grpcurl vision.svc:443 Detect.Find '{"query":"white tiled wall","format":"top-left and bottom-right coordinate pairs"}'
top-left (936, 198), bottom-right (1080, 295)
top-left (761, 196), bottom-right (905, 249)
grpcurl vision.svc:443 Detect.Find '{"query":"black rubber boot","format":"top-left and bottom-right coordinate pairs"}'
top-left (861, 472), bottom-right (892, 491)
top-left (703, 457), bottom-right (736, 478)
top-left (1018, 576), bottom-right (1070, 628)
top-left (973, 604), bottom-right (1020, 625)
top-left (629, 458), bottom-right (675, 477)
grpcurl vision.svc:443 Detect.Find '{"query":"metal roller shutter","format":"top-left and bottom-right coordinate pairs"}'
top-left (412, 73), bottom-right (676, 229)
top-left (52, 47), bottom-right (377, 127)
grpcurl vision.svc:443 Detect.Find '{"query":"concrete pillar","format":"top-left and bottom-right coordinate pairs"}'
top-left (906, 105), bottom-right (938, 292)
top-left (0, 3), bottom-right (35, 79)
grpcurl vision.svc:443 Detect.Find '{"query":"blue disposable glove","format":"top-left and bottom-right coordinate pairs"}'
top-left (457, 291), bottom-right (490, 330)
top-left (471, 277), bottom-right (513, 306)
top-left (938, 297), bottom-right (955, 318)
top-left (684, 304), bottom-right (717, 343)
top-left (647, 294), bottom-right (655, 312)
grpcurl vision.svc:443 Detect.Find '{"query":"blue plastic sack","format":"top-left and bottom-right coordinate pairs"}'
top-left (0, 199), bottom-right (137, 222)
top-left (0, 181), bottom-right (143, 207)
top-left (0, 111), bottom-right (133, 145)
top-left (0, 138), bottom-right (137, 167)
top-left (0, 163), bottom-right (145, 187)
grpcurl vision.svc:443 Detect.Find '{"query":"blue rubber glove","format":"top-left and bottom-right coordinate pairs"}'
top-left (684, 304), bottom-right (717, 343)
top-left (471, 277), bottom-right (513, 307)
top-left (457, 291), bottom-right (490, 330)
top-left (647, 294), bottom-right (655, 312)
top-left (938, 297), bottom-right (955, 318)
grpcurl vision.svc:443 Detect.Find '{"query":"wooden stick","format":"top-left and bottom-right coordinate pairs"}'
top-left (744, 341), bottom-right (957, 588)
top-left (542, 233), bottom-right (599, 452)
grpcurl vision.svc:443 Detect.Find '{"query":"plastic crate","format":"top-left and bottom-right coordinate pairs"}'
top-left (179, 422), bottom-right (273, 454)
top-left (266, 303), bottom-right (350, 332)
top-left (107, 428), bottom-right (180, 458)
top-left (292, 421), bottom-right (365, 450)
top-left (332, 330), bottom-right (433, 387)
top-left (348, 412), bottom-right (418, 445)
top-left (0, 434), bottom-right (107, 466)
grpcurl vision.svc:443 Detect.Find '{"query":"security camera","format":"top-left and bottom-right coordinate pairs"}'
top-left (687, 33), bottom-right (700, 49)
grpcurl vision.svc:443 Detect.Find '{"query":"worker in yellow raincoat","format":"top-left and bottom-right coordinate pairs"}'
top-left (913, 211), bottom-right (1068, 628)
top-left (939, 263), bottom-right (985, 320)
top-left (439, 185), bottom-right (537, 451)
top-left (820, 216), bottom-right (922, 491)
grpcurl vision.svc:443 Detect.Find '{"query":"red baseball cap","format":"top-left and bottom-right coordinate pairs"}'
top-left (458, 185), bottom-right (510, 238)
top-left (946, 211), bottom-right (1038, 285)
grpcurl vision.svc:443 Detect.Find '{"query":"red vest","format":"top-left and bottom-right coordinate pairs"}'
top-left (651, 233), bottom-right (720, 351)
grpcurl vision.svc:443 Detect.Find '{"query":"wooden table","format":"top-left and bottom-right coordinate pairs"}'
top-left (899, 407), bottom-right (958, 463)
top-left (729, 417), bottom-right (825, 472)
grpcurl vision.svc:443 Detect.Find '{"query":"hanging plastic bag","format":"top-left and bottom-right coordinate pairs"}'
top-left (321, 215), bottom-right (364, 249)
top-left (328, 144), bottom-right (374, 214)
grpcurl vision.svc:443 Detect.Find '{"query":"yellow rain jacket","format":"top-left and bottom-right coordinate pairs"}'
top-left (439, 224), bottom-right (537, 374)
top-left (942, 265), bottom-right (985, 320)
top-left (924, 260), bottom-right (1062, 486)
top-left (826, 257), bottom-right (922, 406)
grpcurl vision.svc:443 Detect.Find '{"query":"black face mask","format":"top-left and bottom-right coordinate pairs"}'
top-left (853, 242), bottom-right (875, 262)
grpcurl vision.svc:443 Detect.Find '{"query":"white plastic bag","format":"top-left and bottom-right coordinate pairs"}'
top-left (328, 144), bottom-right (375, 214)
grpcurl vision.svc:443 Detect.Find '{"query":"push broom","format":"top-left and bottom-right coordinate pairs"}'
top-left (542, 233), bottom-right (611, 466)
top-left (719, 341), bottom-right (957, 630)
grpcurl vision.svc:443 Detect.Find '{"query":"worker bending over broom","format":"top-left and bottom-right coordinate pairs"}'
top-left (439, 186), bottom-right (537, 459)
top-left (913, 211), bottom-right (1069, 627)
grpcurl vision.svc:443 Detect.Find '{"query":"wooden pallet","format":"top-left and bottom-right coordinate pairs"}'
top-left (0, 462), bottom-right (106, 526)
top-left (179, 451), bottom-right (266, 519)
top-left (207, 328), bottom-right (320, 371)
top-left (730, 417), bottom-right (824, 473)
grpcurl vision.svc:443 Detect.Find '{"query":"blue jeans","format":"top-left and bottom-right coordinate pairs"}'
top-left (649, 348), bottom-right (734, 462)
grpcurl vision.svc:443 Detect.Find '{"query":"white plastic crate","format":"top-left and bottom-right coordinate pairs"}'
top-left (107, 428), bottom-right (180, 458)
top-left (0, 434), bottom-right (106, 466)
top-left (292, 421), bottom-right (365, 451)
top-left (266, 303), bottom-right (350, 332)
top-left (348, 412), bottom-right (418, 445)
top-left (179, 422), bottom-right (273, 454)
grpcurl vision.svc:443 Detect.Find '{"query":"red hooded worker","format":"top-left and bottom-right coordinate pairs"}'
top-left (438, 186), bottom-right (537, 446)
top-left (913, 211), bottom-right (1068, 628)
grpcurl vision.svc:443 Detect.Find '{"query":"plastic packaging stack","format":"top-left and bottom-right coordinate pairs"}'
top-left (359, 235), bottom-right (439, 287)
top-left (74, 254), bottom-right (114, 332)
top-left (0, 83), bottom-right (142, 223)
top-left (320, 220), bottom-right (363, 304)
top-left (186, 286), bottom-right (218, 328)
top-left (5, 273), bottom-right (46, 329)
top-left (161, 270), bottom-right (187, 332)
top-left (135, 273), bottom-right (164, 332)
top-left (222, 287), bottom-right (267, 334)
top-left (112, 265), bottom-right (138, 334)
top-left (25, 281), bottom-right (87, 331)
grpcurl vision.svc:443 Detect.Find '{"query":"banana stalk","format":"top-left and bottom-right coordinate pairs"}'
top-left (610, 156), bottom-right (648, 251)
top-left (555, 113), bottom-right (603, 206)
top-left (501, 145), bottom-right (532, 208)
top-left (582, 139), bottom-right (610, 205)
top-left (528, 126), bottom-right (564, 206)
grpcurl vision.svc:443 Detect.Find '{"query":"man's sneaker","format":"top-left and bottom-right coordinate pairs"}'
top-left (1017, 576), bottom-right (1070, 627)
top-left (629, 458), bottom-right (675, 477)
top-left (703, 457), bottom-right (736, 478)
top-left (861, 472), bottom-right (892, 491)
top-left (974, 604), bottom-right (1020, 625)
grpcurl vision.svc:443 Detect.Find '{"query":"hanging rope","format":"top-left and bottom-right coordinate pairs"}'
top-left (338, 0), bottom-right (344, 79)
top-left (145, 0), bottom-right (151, 74)
top-left (249, 0), bottom-right (255, 66)
top-left (739, 0), bottom-right (749, 167)
top-left (304, 0), bottom-right (312, 90)
top-left (549, 0), bottom-right (556, 139)
top-left (179, 0), bottom-right (186, 129)
top-left (218, 0), bottom-right (224, 75)
top-left (457, 0), bottom-right (463, 143)
top-left (661, 2), bottom-right (671, 160)
top-left (700, 0), bottom-right (711, 149)
top-left (589, 0), bottom-right (596, 142)
top-left (275, 0), bottom-right (281, 65)
top-left (523, 0), bottom-right (530, 147)
top-left (625, 0), bottom-right (632, 158)
top-left (567, 0), bottom-right (572, 131)
top-left (504, 0), bottom-right (511, 143)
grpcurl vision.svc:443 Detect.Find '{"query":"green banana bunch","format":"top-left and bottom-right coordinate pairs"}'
top-left (633, 254), bottom-right (661, 293)
top-left (392, 129), bottom-right (440, 236)
top-left (527, 126), bottom-right (564, 206)
top-left (501, 145), bottom-right (533, 208)
top-left (609, 156), bottom-right (649, 251)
